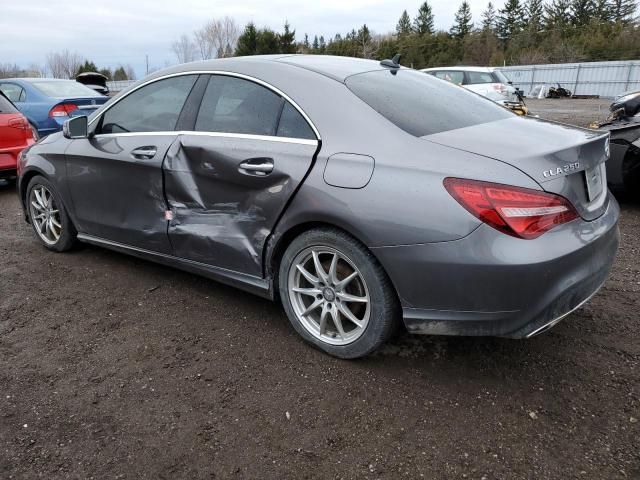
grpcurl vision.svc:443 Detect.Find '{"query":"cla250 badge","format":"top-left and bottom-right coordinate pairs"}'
top-left (543, 162), bottom-right (580, 178)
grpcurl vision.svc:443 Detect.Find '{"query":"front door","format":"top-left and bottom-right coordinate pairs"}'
top-left (65, 74), bottom-right (199, 253)
top-left (164, 74), bottom-right (319, 277)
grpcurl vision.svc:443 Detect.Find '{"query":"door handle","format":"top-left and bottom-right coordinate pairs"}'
top-left (238, 158), bottom-right (274, 176)
top-left (131, 146), bottom-right (157, 160)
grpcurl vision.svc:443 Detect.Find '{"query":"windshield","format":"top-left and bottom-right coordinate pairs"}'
top-left (31, 81), bottom-right (103, 98)
top-left (345, 69), bottom-right (512, 137)
top-left (493, 70), bottom-right (511, 85)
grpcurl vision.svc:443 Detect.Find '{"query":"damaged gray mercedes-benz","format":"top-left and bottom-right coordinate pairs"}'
top-left (17, 55), bottom-right (619, 358)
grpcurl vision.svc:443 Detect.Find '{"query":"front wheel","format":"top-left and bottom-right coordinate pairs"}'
top-left (26, 175), bottom-right (77, 252)
top-left (278, 228), bottom-right (399, 359)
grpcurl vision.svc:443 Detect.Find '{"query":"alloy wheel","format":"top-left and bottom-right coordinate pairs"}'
top-left (288, 246), bottom-right (371, 346)
top-left (29, 185), bottom-right (62, 245)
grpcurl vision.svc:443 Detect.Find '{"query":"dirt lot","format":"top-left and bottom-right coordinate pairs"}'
top-left (1, 100), bottom-right (639, 479)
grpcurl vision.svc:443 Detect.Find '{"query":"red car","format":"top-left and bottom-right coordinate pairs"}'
top-left (0, 91), bottom-right (35, 182)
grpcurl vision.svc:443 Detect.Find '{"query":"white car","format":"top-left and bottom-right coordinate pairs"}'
top-left (421, 66), bottom-right (519, 105)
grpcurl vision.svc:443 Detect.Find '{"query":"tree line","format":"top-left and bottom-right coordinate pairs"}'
top-left (224, 0), bottom-right (638, 68)
top-left (0, 50), bottom-right (136, 80)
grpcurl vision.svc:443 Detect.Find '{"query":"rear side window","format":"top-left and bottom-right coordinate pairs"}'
top-left (277, 103), bottom-right (315, 140)
top-left (345, 69), bottom-right (512, 137)
top-left (100, 75), bottom-right (197, 134)
top-left (196, 75), bottom-right (284, 136)
top-left (465, 71), bottom-right (496, 84)
top-left (0, 84), bottom-right (26, 103)
top-left (0, 92), bottom-right (18, 113)
top-left (433, 71), bottom-right (464, 85)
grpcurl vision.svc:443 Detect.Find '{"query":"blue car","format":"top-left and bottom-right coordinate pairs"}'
top-left (0, 78), bottom-right (110, 138)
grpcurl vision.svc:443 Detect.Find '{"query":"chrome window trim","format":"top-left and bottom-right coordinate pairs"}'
top-left (88, 70), bottom-right (321, 141)
top-left (93, 130), bottom-right (318, 146)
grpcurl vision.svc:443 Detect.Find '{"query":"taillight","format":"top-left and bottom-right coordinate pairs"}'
top-left (49, 103), bottom-right (78, 118)
top-left (444, 178), bottom-right (579, 240)
top-left (8, 117), bottom-right (29, 130)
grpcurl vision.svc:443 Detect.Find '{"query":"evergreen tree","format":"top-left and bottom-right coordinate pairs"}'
top-left (525, 0), bottom-right (545, 32)
top-left (594, 0), bottom-right (612, 20)
top-left (396, 10), bottom-right (413, 36)
top-left (303, 33), bottom-right (310, 49)
top-left (113, 66), bottom-right (128, 81)
top-left (498, 0), bottom-right (524, 41)
top-left (450, 1), bottom-right (473, 38)
top-left (545, 0), bottom-right (573, 29)
top-left (312, 35), bottom-right (320, 51)
top-left (571, 0), bottom-right (597, 25)
top-left (414, 1), bottom-right (435, 35)
top-left (319, 35), bottom-right (326, 52)
top-left (279, 22), bottom-right (296, 53)
top-left (256, 29), bottom-right (280, 54)
top-left (235, 22), bottom-right (258, 56)
top-left (609, 0), bottom-right (637, 23)
top-left (481, 2), bottom-right (498, 31)
top-left (77, 60), bottom-right (98, 75)
top-left (98, 68), bottom-right (112, 80)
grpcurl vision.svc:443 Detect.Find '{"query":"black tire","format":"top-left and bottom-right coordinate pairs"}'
top-left (278, 228), bottom-right (400, 359)
top-left (26, 175), bottom-right (77, 252)
top-left (623, 151), bottom-right (640, 201)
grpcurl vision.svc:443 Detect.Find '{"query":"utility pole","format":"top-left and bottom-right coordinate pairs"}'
top-left (145, 54), bottom-right (149, 76)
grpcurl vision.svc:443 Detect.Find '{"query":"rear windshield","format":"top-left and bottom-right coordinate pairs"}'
top-left (31, 81), bottom-right (102, 98)
top-left (345, 69), bottom-right (512, 137)
top-left (0, 92), bottom-right (18, 113)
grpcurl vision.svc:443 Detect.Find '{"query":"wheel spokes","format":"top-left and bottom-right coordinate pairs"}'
top-left (312, 251), bottom-right (329, 283)
top-left (296, 264), bottom-right (320, 286)
top-left (337, 302), bottom-right (363, 328)
top-left (336, 292), bottom-right (368, 303)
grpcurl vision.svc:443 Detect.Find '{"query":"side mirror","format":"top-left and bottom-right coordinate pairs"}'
top-left (63, 116), bottom-right (88, 139)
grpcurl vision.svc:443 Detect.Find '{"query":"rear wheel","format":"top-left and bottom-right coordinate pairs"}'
top-left (26, 175), bottom-right (76, 252)
top-left (279, 228), bottom-right (399, 359)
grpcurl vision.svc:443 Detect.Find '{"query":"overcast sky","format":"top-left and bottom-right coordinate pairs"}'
top-left (1, 0), bottom-right (500, 78)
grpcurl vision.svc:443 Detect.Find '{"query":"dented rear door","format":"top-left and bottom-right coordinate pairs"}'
top-left (164, 73), bottom-right (319, 277)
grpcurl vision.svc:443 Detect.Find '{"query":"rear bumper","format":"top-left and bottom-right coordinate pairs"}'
top-left (373, 193), bottom-right (620, 338)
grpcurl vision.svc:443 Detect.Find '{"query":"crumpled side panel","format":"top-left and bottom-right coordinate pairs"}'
top-left (163, 134), bottom-right (316, 277)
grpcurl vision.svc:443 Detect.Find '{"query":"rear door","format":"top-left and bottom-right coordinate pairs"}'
top-left (164, 74), bottom-right (319, 276)
top-left (66, 74), bottom-right (199, 252)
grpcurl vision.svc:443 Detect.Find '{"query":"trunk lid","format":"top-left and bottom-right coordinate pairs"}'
top-left (55, 97), bottom-right (110, 116)
top-left (422, 116), bottom-right (610, 221)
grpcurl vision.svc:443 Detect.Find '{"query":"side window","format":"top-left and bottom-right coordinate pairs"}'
top-left (434, 71), bottom-right (464, 85)
top-left (195, 75), bottom-right (284, 136)
top-left (465, 71), bottom-right (495, 84)
top-left (0, 84), bottom-right (26, 103)
top-left (277, 103), bottom-right (315, 140)
top-left (100, 75), bottom-right (196, 134)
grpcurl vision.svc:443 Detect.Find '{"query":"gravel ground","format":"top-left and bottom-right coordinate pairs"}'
top-left (1, 100), bottom-right (639, 479)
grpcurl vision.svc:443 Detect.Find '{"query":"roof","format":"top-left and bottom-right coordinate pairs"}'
top-left (148, 55), bottom-right (389, 84)
top-left (2, 78), bottom-right (77, 83)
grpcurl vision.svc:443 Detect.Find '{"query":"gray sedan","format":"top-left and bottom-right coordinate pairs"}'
top-left (17, 55), bottom-right (620, 358)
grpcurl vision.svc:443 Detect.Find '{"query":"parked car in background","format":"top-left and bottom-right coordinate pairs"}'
top-left (76, 72), bottom-right (110, 96)
top-left (17, 55), bottom-right (619, 358)
top-left (0, 79), bottom-right (109, 139)
top-left (595, 90), bottom-right (640, 198)
top-left (422, 66), bottom-right (520, 105)
top-left (0, 91), bottom-right (35, 182)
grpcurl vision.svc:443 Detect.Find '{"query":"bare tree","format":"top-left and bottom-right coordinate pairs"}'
top-left (124, 64), bottom-right (136, 81)
top-left (46, 50), bottom-right (83, 78)
top-left (216, 16), bottom-right (240, 57)
top-left (194, 20), bottom-right (219, 60)
top-left (172, 34), bottom-right (196, 64)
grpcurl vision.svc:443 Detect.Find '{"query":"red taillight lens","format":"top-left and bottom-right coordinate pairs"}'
top-left (492, 83), bottom-right (506, 93)
top-left (49, 103), bottom-right (78, 118)
top-left (444, 178), bottom-right (579, 239)
top-left (8, 117), bottom-right (29, 130)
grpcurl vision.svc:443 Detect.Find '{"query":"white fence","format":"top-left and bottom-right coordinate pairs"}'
top-left (106, 80), bottom-right (136, 93)
top-left (498, 60), bottom-right (640, 98)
